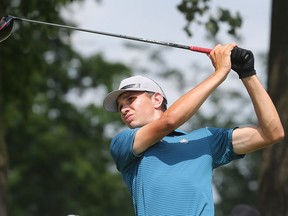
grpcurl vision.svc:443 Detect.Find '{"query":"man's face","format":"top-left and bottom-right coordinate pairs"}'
top-left (117, 91), bottom-right (157, 128)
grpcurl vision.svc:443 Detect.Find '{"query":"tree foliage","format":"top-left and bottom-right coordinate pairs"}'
top-left (1, 0), bottom-right (133, 215)
top-left (177, 0), bottom-right (242, 38)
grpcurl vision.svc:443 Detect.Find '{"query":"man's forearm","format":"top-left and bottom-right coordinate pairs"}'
top-left (242, 75), bottom-right (284, 143)
top-left (163, 70), bottom-right (228, 129)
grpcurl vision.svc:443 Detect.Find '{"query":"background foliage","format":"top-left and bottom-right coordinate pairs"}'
top-left (1, 0), bottom-right (134, 215)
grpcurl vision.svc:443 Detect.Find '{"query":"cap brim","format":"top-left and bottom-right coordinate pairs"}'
top-left (103, 89), bottom-right (126, 112)
top-left (103, 88), bottom-right (147, 112)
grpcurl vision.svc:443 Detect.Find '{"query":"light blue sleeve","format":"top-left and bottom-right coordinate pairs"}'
top-left (206, 127), bottom-right (245, 168)
top-left (110, 128), bottom-right (140, 172)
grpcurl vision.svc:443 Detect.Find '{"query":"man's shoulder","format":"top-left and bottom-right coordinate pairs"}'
top-left (113, 128), bottom-right (139, 139)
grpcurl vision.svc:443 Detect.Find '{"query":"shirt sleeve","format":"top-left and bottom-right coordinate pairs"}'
top-left (206, 127), bottom-right (245, 168)
top-left (110, 128), bottom-right (140, 172)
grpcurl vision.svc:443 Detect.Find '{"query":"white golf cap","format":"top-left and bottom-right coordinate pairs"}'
top-left (103, 75), bottom-right (167, 112)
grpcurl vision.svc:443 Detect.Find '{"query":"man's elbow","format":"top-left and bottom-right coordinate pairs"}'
top-left (268, 126), bottom-right (285, 145)
top-left (275, 127), bottom-right (285, 142)
top-left (255, 129), bottom-right (285, 152)
top-left (159, 113), bottom-right (177, 130)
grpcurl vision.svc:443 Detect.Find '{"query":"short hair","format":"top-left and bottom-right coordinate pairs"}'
top-left (146, 91), bottom-right (167, 112)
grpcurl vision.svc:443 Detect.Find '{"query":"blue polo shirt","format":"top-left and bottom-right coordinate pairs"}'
top-left (110, 127), bottom-right (244, 216)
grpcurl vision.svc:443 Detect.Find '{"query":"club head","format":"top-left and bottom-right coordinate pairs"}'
top-left (0, 15), bottom-right (15, 42)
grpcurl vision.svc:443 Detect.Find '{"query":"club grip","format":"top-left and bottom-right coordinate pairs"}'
top-left (189, 46), bottom-right (212, 54)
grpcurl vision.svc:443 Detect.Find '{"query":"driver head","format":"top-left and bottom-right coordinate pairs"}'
top-left (0, 15), bottom-right (15, 42)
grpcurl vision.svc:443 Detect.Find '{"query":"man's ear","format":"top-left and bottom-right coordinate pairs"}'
top-left (152, 92), bottom-right (164, 109)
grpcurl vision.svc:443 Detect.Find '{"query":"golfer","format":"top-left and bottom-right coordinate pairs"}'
top-left (103, 43), bottom-right (284, 215)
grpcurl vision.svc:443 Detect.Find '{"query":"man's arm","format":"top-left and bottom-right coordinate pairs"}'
top-left (232, 75), bottom-right (285, 154)
top-left (133, 43), bottom-right (237, 155)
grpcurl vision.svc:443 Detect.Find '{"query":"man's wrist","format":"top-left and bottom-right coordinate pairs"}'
top-left (238, 70), bottom-right (256, 79)
top-left (214, 68), bottom-right (230, 77)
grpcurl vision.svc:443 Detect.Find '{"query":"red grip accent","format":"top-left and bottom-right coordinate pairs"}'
top-left (189, 46), bottom-right (212, 54)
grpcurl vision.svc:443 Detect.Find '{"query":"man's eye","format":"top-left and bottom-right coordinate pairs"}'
top-left (118, 96), bottom-right (137, 111)
top-left (128, 97), bottom-right (135, 102)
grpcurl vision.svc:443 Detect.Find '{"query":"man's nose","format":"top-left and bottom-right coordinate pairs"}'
top-left (120, 104), bottom-right (130, 114)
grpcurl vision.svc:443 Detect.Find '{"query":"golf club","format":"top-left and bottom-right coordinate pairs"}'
top-left (0, 15), bottom-right (251, 62)
top-left (0, 15), bottom-right (212, 53)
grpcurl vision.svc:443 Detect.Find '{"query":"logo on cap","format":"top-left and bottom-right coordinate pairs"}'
top-left (121, 83), bottom-right (141, 90)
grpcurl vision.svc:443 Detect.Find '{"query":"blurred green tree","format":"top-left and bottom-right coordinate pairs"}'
top-left (0, 1), bottom-right (134, 215)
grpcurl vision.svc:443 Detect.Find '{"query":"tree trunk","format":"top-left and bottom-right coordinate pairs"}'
top-left (258, 0), bottom-right (288, 215)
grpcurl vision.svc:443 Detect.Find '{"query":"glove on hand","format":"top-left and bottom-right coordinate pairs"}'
top-left (231, 47), bottom-right (256, 79)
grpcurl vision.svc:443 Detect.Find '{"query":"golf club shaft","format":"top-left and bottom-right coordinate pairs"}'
top-left (13, 16), bottom-right (212, 54)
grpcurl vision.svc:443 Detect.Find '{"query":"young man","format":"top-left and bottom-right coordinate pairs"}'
top-left (103, 43), bottom-right (284, 215)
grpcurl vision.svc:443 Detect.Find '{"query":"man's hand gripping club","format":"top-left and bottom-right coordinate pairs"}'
top-left (231, 47), bottom-right (256, 79)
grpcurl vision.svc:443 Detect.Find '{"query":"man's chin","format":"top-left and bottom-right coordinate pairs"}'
top-left (127, 122), bottom-right (144, 129)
